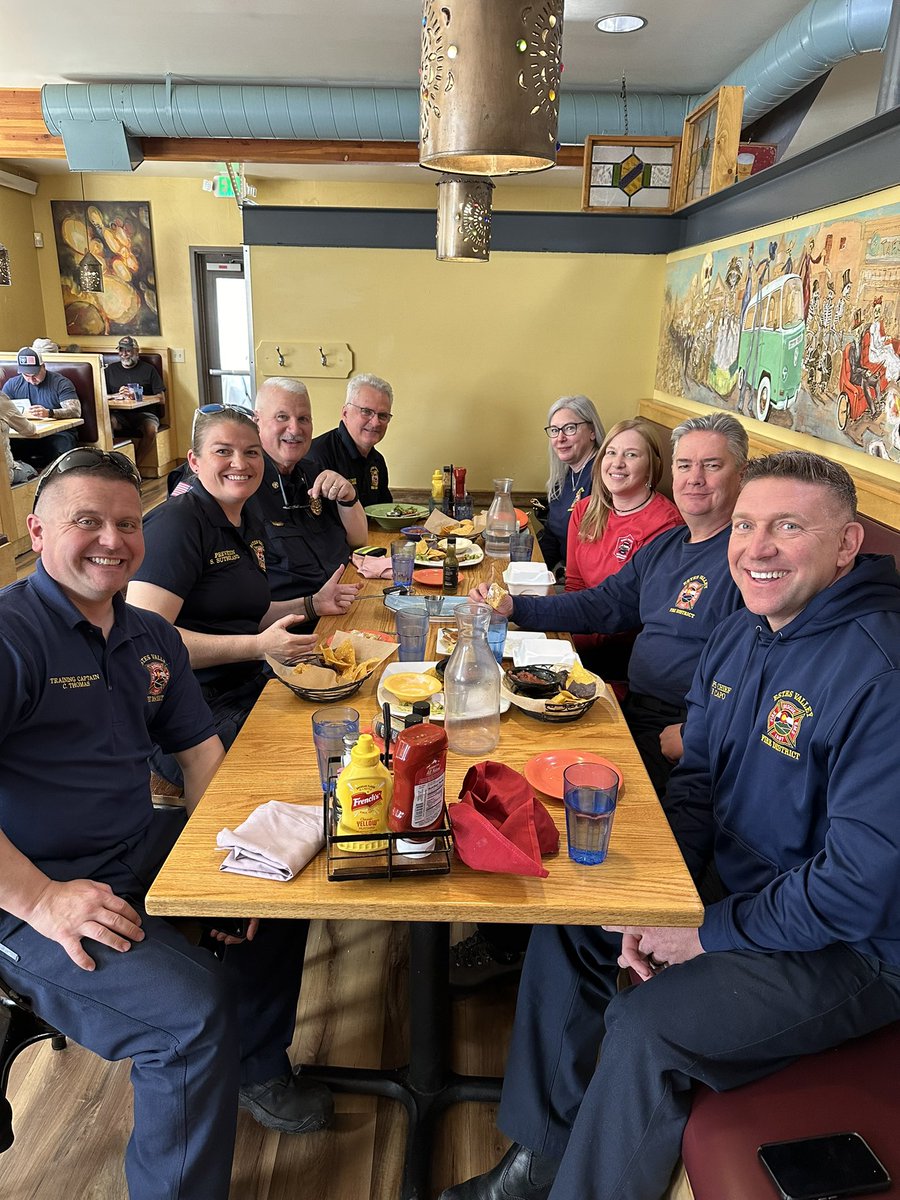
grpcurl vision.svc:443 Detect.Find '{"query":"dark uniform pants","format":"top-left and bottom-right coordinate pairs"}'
top-left (11, 428), bottom-right (79, 470)
top-left (498, 924), bottom-right (900, 1200)
top-left (620, 692), bottom-right (687, 799)
top-left (0, 808), bottom-right (308, 1200)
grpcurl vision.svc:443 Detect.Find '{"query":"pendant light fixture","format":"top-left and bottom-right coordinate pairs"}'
top-left (436, 174), bottom-right (495, 261)
top-left (419, 0), bottom-right (565, 176)
top-left (76, 173), bottom-right (104, 294)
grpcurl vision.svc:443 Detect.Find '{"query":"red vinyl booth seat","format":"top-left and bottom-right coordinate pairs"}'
top-left (681, 1020), bottom-right (900, 1199)
top-left (0, 361), bottom-right (100, 444)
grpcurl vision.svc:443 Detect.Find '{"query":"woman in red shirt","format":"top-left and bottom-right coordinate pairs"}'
top-left (566, 417), bottom-right (683, 681)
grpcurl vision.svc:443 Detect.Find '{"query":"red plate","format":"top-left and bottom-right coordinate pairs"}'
top-left (524, 750), bottom-right (622, 802)
top-left (515, 508), bottom-right (529, 529)
top-left (413, 568), bottom-right (444, 587)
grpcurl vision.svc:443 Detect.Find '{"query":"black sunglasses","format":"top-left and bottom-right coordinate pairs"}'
top-left (191, 402), bottom-right (256, 437)
top-left (33, 448), bottom-right (143, 508)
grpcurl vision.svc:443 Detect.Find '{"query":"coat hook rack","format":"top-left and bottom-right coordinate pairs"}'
top-left (275, 345), bottom-right (285, 367)
top-left (318, 346), bottom-right (328, 367)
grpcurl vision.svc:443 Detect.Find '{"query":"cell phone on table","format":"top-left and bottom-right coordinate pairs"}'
top-left (758, 1132), bottom-right (890, 1200)
top-left (356, 546), bottom-right (387, 557)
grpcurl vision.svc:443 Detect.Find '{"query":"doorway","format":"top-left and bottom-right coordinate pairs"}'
top-left (190, 248), bottom-right (253, 409)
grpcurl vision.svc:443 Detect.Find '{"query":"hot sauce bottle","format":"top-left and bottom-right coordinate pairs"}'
top-left (389, 724), bottom-right (449, 856)
top-left (335, 733), bottom-right (392, 852)
top-left (442, 535), bottom-right (459, 594)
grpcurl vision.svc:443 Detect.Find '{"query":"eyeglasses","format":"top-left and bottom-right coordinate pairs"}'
top-left (544, 421), bottom-right (590, 439)
top-left (191, 403), bottom-right (255, 437)
top-left (33, 448), bottom-right (143, 507)
top-left (346, 402), bottom-right (393, 424)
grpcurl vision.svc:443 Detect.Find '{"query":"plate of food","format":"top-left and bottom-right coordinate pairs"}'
top-left (501, 662), bottom-right (605, 723)
top-left (415, 539), bottom-right (484, 569)
top-left (266, 629), bottom-right (397, 701)
top-left (377, 660), bottom-right (511, 720)
top-left (364, 502), bottom-right (430, 531)
top-left (524, 751), bottom-right (623, 802)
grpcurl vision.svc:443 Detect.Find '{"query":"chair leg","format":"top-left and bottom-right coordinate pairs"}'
top-left (1, 992), bottom-right (65, 1153)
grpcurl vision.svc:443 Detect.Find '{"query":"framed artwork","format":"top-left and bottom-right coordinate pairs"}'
top-left (674, 86), bottom-right (744, 210)
top-left (51, 199), bottom-right (160, 337)
top-left (581, 136), bottom-right (681, 214)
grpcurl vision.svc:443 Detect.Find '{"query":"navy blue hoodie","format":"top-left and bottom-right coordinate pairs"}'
top-left (512, 525), bottom-right (741, 707)
top-left (665, 554), bottom-right (900, 965)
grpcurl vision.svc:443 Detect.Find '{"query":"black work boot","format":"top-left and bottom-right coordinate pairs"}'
top-left (439, 1142), bottom-right (558, 1199)
top-left (238, 1068), bottom-right (334, 1133)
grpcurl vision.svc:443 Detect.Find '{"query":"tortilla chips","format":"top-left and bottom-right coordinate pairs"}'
top-left (485, 582), bottom-right (508, 610)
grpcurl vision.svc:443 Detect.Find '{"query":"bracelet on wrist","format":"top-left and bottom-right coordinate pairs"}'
top-left (337, 492), bottom-right (358, 508)
top-left (304, 594), bottom-right (318, 621)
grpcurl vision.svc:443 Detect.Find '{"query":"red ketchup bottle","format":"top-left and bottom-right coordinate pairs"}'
top-left (389, 724), bottom-right (449, 857)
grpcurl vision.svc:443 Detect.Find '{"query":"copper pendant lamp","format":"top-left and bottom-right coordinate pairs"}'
top-left (436, 175), bottom-right (495, 261)
top-left (419, 0), bottom-right (565, 176)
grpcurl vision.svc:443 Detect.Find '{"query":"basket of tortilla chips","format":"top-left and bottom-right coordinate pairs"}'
top-left (266, 630), bottom-right (398, 701)
top-left (500, 662), bottom-right (611, 723)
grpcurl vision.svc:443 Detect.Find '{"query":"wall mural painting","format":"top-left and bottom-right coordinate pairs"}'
top-left (51, 200), bottom-right (160, 337)
top-left (656, 199), bottom-right (900, 462)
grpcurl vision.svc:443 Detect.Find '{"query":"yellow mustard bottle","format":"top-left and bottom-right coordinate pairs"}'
top-left (335, 733), bottom-right (392, 852)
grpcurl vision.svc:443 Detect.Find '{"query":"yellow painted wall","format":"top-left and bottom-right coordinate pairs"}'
top-left (249, 243), bottom-right (665, 492)
top-left (0, 184), bottom-right (44, 348)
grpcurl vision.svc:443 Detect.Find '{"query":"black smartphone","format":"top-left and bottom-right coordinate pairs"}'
top-left (356, 545), bottom-right (387, 557)
top-left (758, 1132), bottom-right (891, 1200)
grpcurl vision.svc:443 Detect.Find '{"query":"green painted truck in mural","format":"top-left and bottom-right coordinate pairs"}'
top-left (736, 273), bottom-right (806, 422)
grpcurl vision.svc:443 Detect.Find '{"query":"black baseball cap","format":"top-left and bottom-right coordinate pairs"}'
top-left (16, 347), bottom-right (42, 373)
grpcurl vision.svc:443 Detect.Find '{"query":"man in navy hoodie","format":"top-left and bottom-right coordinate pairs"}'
top-left (443, 450), bottom-right (900, 1200)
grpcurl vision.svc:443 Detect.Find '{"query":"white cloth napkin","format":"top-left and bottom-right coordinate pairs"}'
top-left (351, 552), bottom-right (394, 578)
top-left (217, 801), bottom-right (325, 881)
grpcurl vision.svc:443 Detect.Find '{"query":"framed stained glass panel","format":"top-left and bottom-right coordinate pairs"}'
top-left (581, 136), bottom-right (680, 214)
top-left (675, 87), bottom-right (744, 210)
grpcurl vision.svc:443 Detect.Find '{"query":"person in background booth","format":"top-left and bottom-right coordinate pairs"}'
top-left (308, 372), bottom-right (394, 508)
top-left (0, 449), bottom-right (331, 1200)
top-left (3, 346), bottom-right (81, 469)
top-left (104, 336), bottom-right (165, 467)
top-left (127, 407), bottom-right (318, 788)
top-left (444, 450), bottom-right (900, 1200)
top-left (566, 417), bottom-right (683, 680)
top-left (537, 395), bottom-right (605, 575)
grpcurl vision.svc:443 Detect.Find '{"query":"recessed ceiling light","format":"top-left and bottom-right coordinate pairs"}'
top-left (595, 14), bottom-right (648, 33)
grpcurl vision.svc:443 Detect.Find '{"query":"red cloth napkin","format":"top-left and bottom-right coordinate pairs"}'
top-left (450, 761), bottom-right (559, 878)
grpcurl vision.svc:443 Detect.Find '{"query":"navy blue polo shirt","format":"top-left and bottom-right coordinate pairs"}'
top-left (0, 562), bottom-right (215, 873)
top-left (133, 481), bottom-right (270, 691)
top-left (308, 421), bottom-right (392, 507)
top-left (249, 453), bottom-right (352, 601)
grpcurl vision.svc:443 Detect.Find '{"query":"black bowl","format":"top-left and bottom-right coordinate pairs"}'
top-left (504, 665), bottom-right (563, 699)
top-left (433, 656), bottom-right (450, 682)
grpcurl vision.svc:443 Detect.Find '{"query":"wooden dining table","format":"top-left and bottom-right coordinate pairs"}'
top-left (20, 416), bottom-right (84, 437)
top-left (147, 519), bottom-right (702, 1199)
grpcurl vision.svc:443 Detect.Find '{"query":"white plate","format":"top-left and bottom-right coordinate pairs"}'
top-left (377, 660), bottom-right (510, 722)
top-left (415, 544), bottom-right (484, 569)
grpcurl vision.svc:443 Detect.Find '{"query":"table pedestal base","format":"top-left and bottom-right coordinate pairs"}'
top-left (299, 922), bottom-right (503, 1200)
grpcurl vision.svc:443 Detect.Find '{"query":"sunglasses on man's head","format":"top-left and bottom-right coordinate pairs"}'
top-left (33, 448), bottom-right (143, 508)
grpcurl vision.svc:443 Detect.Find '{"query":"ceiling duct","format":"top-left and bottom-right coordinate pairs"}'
top-left (41, 0), bottom-right (892, 171)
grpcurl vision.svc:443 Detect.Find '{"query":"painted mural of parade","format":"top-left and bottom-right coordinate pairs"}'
top-left (656, 200), bottom-right (900, 462)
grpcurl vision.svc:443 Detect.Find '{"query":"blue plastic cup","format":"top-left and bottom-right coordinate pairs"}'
top-left (395, 608), bottom-right (429, 661)
top-left (312, 706), bottom-right (360, 790)
top-left (391, 540), bottom-right (417, 590)
top-left (486, 613), bottom-right (508, 663)
top-left (563, 762), bottom-right (619, 865)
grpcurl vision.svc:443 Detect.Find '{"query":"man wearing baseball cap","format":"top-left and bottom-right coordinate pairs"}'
top-left (2, 346), bottom-right (81, 468)
top-left (104, 337), bottom-right (166, 466)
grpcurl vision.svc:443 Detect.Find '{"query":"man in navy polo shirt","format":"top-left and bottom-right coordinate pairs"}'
top-left (2, 346), bottom-right (81, 468)
top-left (0, 451), bottom-right (332, 1200)
top-left (308, 371), bottom-right (394, 508)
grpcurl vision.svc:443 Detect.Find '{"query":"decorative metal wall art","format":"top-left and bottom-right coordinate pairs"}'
top-left (419, 0), bottom-right (565, 176)
top-left (581, 136), bottom-right (680, 214)
top-left (436, 175), bottom-right (495, 261)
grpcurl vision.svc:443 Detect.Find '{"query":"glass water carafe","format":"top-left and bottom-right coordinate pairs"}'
top-left (444, 602), bottom-right (501, 755)
top-left (484, 477), bottom-right (517, 558)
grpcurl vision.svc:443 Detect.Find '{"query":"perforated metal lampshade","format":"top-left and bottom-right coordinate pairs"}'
top-left (436, 175), bottom-right (494, 261)
top-left (77, 250), bottom-right (104, 293)
top-left (419, 0), bottom-right (565, 176)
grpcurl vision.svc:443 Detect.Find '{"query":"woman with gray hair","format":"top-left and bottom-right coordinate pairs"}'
top-left (538, 394), bottom-right (605, 572)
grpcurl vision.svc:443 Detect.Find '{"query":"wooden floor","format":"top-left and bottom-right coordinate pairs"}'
top-left (0, 921), bottom-right (518, 1200)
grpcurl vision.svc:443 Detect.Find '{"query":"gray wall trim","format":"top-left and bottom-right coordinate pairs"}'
top-left (242, 205), bottom-right (681, 255)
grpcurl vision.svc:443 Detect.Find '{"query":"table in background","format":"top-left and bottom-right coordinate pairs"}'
top-left (147, 524), bottom-right (702, 1198)
top-left (20, 417), bottom-right (84, 438)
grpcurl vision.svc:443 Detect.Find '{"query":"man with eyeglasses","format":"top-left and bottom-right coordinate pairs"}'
top-left (308, 372), bottom-right (394, 508)
top-left (0, 447), bottom-right (331, 1197)
top-left (104, 336), bottom-right (166, 467)
top-left (3, 346), bottom-right (81, 470)
top-left (251, 377), bottom-right (366, 615)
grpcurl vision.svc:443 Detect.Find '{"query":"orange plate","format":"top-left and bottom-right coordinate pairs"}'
top-left (413, 568), bottom-right (444, 587)
top-left (515, 508), bottom-right (529, 529)
top-left (524, 751), bottom-right (622, 802)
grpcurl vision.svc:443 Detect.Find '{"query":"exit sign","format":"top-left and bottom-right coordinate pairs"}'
top-left (213, 172), bottom-right (240, 198)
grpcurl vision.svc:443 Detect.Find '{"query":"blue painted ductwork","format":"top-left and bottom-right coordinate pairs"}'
top-left (41, 0), bottom-right (892, 170)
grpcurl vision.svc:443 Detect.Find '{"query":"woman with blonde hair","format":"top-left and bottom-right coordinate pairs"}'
top-left (566, 417), bottom-right (682, 677)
